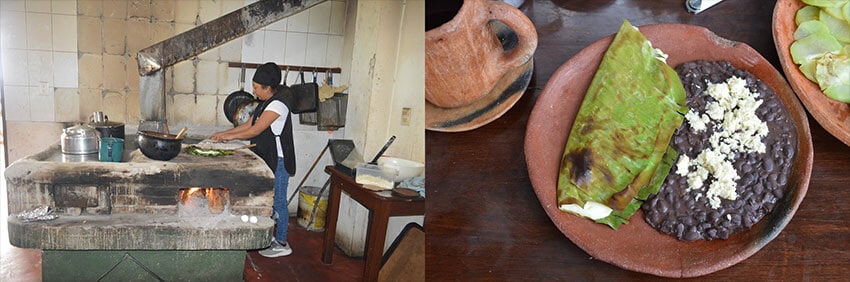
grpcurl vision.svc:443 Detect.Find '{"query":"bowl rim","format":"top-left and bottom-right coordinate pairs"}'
top-left (378, 156), bottom-right (425, 167)
top-left (138, 130), bottom-right (184, 141)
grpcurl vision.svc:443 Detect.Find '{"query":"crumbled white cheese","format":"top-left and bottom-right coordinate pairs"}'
top-left (680, 76), bottom-right (769, 209)
top-left (676, 155), bottom-right (691, 176)
top-left (706, 102), bottom-right (725, 121)
top-left (688, 165), bottom-right (710, 191)
top-left (706, 76), bottom-right (769, 155)
top-left (685, 111), bottom-right (709, 132)
top-left (559, 201), bottom-right (613, 220)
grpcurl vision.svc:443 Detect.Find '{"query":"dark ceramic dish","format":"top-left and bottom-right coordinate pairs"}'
top-left (524, 23), bottom-right (813, 278)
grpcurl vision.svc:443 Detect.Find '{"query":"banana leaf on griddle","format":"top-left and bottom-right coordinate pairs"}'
top-left (557, 20), bottom-right (688, 229)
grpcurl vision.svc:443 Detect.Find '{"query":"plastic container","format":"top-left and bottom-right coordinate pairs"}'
top-left (355, 163), bottom-right (397, 190)
top-left (297, 186), bottom-right (329, 231)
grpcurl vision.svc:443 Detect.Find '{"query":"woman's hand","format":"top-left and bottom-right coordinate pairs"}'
top-left (209, 132), bottom-right (229, 142)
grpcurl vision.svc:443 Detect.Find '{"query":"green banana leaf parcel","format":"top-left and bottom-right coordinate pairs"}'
top-left (557, 20), bottom-right (689, 229)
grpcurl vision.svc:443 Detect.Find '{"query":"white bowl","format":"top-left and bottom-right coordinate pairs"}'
top-left (377, 157), bottom-right (424, 182)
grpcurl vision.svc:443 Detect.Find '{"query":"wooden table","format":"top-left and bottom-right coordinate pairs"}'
top-left (426, 0), bottom-right (850, 280)
top-left (322, 166), bottom-right (425, 282)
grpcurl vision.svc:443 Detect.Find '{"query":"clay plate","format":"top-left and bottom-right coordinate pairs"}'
top-left (426, 58), bottom-right (534, 132)
top-left (524, 24), bottom-right (813, 278)
top-left (773, 0), bottom-right (850, 146)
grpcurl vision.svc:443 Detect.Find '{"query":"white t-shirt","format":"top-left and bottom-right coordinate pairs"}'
top-left (262, 100), bottom-right (290, 158)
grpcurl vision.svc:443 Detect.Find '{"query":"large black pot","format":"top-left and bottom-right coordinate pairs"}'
top-left (137, 130), bottom-right (183, 161)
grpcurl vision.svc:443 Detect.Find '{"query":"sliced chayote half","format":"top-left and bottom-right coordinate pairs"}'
top-left (797, 5), bottom-right (821, 25)
top-left (823, 5), bottom-right (847, 21)
top-left (815, 46), bottom-right (850, 102)
top-left (820, 9), bottom-right (850, 42)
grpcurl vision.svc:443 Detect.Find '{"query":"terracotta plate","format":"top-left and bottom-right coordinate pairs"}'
top-left (773, 0), bottom-right (850, 146)
top-left (426, 59), bottom-right (534, 132)
top-left (524, 23), bottom-right (813, 278)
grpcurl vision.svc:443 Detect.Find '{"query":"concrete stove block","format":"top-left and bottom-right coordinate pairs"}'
top-left (8, 214), bottom-right (273, 250)
top-left (4, 134), bottom-right (277, 250)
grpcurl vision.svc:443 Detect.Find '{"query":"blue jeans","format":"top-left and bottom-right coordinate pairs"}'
top-left (273, 157), bottom-right (290, 242)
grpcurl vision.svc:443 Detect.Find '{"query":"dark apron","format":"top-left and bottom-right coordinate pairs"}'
top-left (250, 93), bottom-right (296, 176)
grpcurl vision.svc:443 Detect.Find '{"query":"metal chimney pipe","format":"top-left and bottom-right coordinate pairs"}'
top-left (137, 0), bottom-right (326, 130)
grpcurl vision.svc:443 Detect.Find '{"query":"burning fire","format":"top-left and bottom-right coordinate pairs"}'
top-left (178, 187), bottom-right (231, 215)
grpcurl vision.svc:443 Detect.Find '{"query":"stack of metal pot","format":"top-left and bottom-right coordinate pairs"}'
top-left (60, 112), bottom-right (126, 162)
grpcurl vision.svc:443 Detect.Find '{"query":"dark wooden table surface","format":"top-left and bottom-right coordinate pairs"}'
top-left (425, 0), bottom-right (850, 280)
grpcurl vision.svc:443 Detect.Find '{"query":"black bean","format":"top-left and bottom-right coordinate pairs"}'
top-left (764, 158), bottom-right (775, 172)
top-left (772, 187), bottom-right (784, 199)
top-left (684, 230), bottom-right (701, 241)
top-left (777, 174), bottom-right (788, 186)
top-left (674, 200), bottom-right (683, 211)
top-left (718, 229), bottom-right (729, 239)
top-left (648, 212), bottom-right (661, 224)
top-left (709, 211), bottom-right (721, 221)
top-left (657, 200), bottom-right (668, 214)
top-left (676, 223), bottom-right (685, 238)
top-left (682, 216), bottom-right (695, 227)
top-left (730, 213), bottom-right (742, 225)
top-left (752, 184), bottom-right (763, 196)
top-left (763, 193), bottom-right (776, 205)
top-left (697, 211), bottom-right (708, 222)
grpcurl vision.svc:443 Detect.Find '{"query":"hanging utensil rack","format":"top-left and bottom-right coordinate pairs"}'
top-left (227, 62), bottom-right (342, 74)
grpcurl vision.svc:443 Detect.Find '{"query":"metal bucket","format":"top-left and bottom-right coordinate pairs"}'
top-left (297, 186), bottom-right (329, 231)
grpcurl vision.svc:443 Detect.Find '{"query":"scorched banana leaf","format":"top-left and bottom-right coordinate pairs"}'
top-left (557, 20), bottom-right (688, 229)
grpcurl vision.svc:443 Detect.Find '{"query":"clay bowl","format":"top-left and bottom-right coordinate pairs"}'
top-left (773, 0), bottom-right (850, 146)
top-left (524, 23), bottom-right (813, 278)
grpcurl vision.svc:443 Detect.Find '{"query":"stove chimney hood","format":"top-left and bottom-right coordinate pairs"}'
top-left (136, 0), bottom-right (326, 132)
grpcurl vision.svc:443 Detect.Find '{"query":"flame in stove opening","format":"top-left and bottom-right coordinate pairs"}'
top-left (178, 187), bottom-right (231, 215)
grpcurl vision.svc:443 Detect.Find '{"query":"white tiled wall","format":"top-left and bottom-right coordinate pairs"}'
top-left (1, 0), bottom-right (347, 126)
top-left (1, 0), bottom-right (78, 123)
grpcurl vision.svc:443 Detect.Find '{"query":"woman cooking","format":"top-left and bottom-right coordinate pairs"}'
top-left (210, 62), bottom-right (297, 258)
